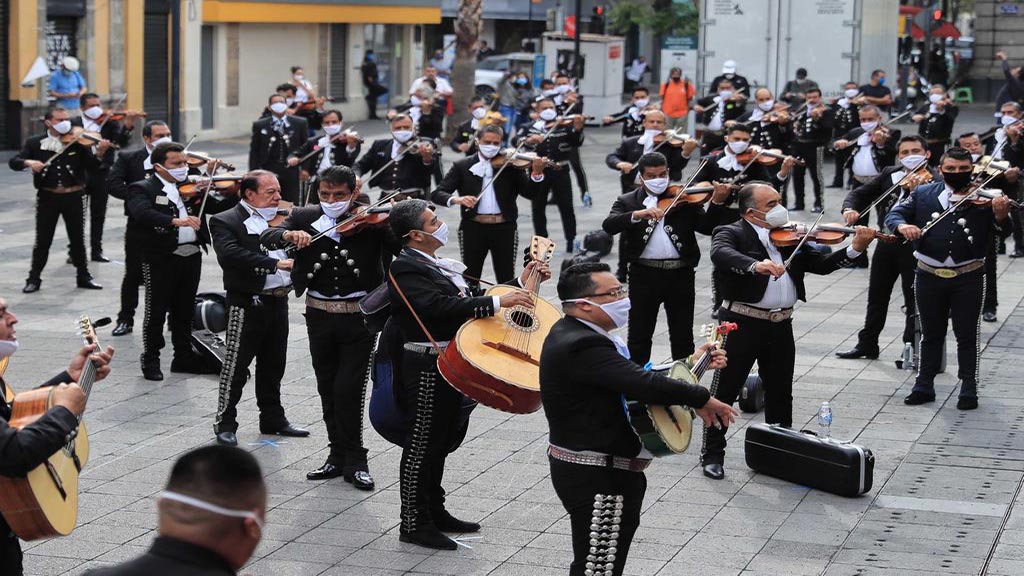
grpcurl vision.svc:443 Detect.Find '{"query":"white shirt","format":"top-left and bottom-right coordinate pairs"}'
top-left (391, 140), bottom-right (405, 161)
top-left (409, 75), bottom-right (453, 97)
top-left (716, 148), bottom-right (743, 172)
top-left (409, 248), bottom-right (501, 317)
top-left (637, 194), bottom-right (680, 260)
top-left (851, 133), bottom-right (879, 177)
top-left (707, 97), bottom-right (725, 131)
top-left (316, 136), bottom-right (335, 173)
top-left (83, 117), bottom-right (102, 133)
top-left (469, 155), bottom-right (501, 214)
top-left (637, 131), bottom-right (657, 154)
top-left (626, 59), bottom-right (647, 83)
top-left (239, 202), bottom-right (291, 290)
top-left (742, 223), bottom-right (862, 309)
top-left (994, 129), bottom-right (1008, 160)
top-left (157, 175), bottom-right (198, 245)
top-left (913, 185), bottom-right (980, 268)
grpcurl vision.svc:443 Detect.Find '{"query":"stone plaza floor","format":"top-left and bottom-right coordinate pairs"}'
top-left (0, 103), bottom-right (1022, 575)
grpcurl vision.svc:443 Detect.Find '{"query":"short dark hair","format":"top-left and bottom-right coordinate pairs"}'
top-left (555, 72), bottom-right (570, 81)
top-left (166, 446), bottom-right (264, 507)
top-left (871, 69), bottom-right (885, 78)
top-left (390, 113), bottom-right (412, 125)
top-left (637, 152), bottom-right (667, 174)
top-left (537, 98), bottom-right (555, 107)
top-left (318, 165), bottom-right (357, 190)
top-left (632, 86), bottom-right (650, 97)
top-left (737, 180), bottom-right (773, 213)
top-left (557, 262), bottom-right (611, 301)
top-left (290, 66), bottom-right (302, 74)
top-left (468, 96), bottom-right (485, 107)
top-left (540, 79), bottom-right (555, 88)
top-left (79, 92), bottom-right (100, 106)
top-left (796, 68), bottom-right (807, 76)
top-left (321, 109), bottom-right (343, 123)
top-left (142, 120), bottom-right (169, 138)
top-left (805, 87), bottom-right (822, 97)
top-left (940, 147), bottom-right (972, 164)
top-left (239, 169), bottom-right (276, 202)
top-left (276, 83), bottom-right (296, 95)
top-left (390, 199), bottom-right (430, 242)
top-left (957, 132), bottom-right (979, 142)
top-left (726, 123), bottom-right (751, 137)
top-left (477, 124), bottom-right (504, 140)
top-left (151, 142), bottom-right (185, 166)
top-left (718, 78), bottom-right (734, 88)
top-left (268, 93), bottom-right (285, 105)
top-left (898, 135), bottom-right (928, 151)
top-left (44, 106), bottom-right (67, 121)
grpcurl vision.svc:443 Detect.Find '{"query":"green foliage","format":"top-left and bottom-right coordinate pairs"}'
top-left (607, 0), bottom-right (698, 37)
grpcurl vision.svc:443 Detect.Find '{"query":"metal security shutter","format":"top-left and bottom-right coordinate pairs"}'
top-left (0, 0), bottom-right (9, 149)
top-left (143, 10), bottom-right (170, 123)
top-left (329, 24), bottom-right (347, 102)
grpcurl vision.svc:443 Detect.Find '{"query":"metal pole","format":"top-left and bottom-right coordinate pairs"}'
top-left (170, 0), bottom-right (182, 139)
top-left (527, 0), bottom-right (533, 52)
top-left (573, 0), bottom-right (582, 77)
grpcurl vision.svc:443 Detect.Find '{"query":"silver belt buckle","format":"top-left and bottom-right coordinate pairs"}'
top-left (172, 244), bottom-right (200, 257)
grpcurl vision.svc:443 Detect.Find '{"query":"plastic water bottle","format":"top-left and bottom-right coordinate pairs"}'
top-left (817, 402), bottom-right (833, 440)
top-left (582, 192), bottom-right (593, 208)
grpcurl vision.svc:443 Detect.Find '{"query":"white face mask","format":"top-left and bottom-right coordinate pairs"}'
top-left (285, 97), bottom-right (295, 105)
top-left (254, 205), bottom-right (279, 220)
top-left (929, 93), bottom-right (943, 104)
top-left (471, 107), bottom-right (487, 120)
top-left (542, 89), bottom-right (559, 97)
top-left (643, 177), bottom-right (669, 196)
top-left (757, 99), bottom-right (775, 112)
top-left (757, 205), bottom-right (789, 228)
top-left (270, 102), bottom-right (289, 115)
top-left (719, 90), bottom-right (733, 100)
top-left (0, 339), bottom-right (18, 360)
top-left (642, 128), bottom-right (662, 140)
top-left (161, 165), bottom-right (190, 183)
top-left (430, 220), bottom-right (449, 246)
top-left (860, 121), bottom-right (879, 132)
top-left (320, 200), bottom-right (350, 219)
top-left (900, 154), bottom-right (927, 170)
top-left (727, 140), bottom-right (749, 154)
top-left (293, 74), bottom-right (304, 81)
top-left (83, 106), bottom-right (103, 120)
top-left (147, 136), bottom-right (172, 151)
top-left (565, 297), bottom-right (632, 330)
top-left (392, 130), bottom-right (414, 143)
top-left (539, 108), bottom-right (557, 121)
top-left (478, 144), bottom-right (501, 159)
top-left (52, 120), bottom-right (72, 135)
top-left (323, 124), bottom-right (343, 135)
top-left (845, 88), bottom-right (859, 98)
top-left (1001, 114), bottom-right (1018, 126)
top-left (634, 98), bottom-right (649, 108)
top-left (555, 84), bottom-right (571, 94)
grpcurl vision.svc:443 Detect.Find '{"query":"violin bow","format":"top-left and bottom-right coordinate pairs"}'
top-left (287, 190), bottom-right (404, 252)
top-left (479, 100), bottom-right (579, 193)
top-left (779, 210), bottom-right (826, 277)
top-left (359, 137), bottom-right (435, 187)
top-left (913, 170), bottom-right (1004, 240)
top-left (858, 156), bottom-right (932, 221)
top-left (194, 158), bottom-right (221, 221)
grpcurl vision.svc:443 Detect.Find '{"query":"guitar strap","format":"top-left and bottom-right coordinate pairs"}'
top-left (387, 268), bottom-right (449, 360)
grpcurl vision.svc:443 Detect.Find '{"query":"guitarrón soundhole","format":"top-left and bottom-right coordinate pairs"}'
top-left (505, 307), bottom-right (538, 332)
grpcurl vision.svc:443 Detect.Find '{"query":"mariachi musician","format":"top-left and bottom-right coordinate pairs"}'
top-left (430, 124), bottom-right (547, 285)
top-left (913, 85), bottom-right (959, 165)
top-left (354, 114), bottom-right (438, 200)
top-left (75, 92), bottom-right (139, 262)
top-left (830, 81), bottom-right (862, 189)
top-left (606, 109), bottom-right (698, 194)
top-left (449, 97), bottom-right (491, 157)
top-left (126, 142), bottom-right (236, 381)
top-left (539, 262), bottom-right (735, 576)
top-left (209, 170), bottom-right (309, 448)
top-left (830, 105), bottom-right (900, 189)
top-left (601, 86), bottom-right (651, 141)
top-left (261, 165), bottom-right (399, 489)
top-left (790, 87), bottom-right (834, 213)
top-left (249, 93), bottom-right (308, 203)
top-left (704, 182), bottom-right (875, 480)
top-left (836, 135), bottom-right (938, 361)
top-left (694, 78), bottom-right (747, 155)
top-left (9, 106), bottom-right (107, 293)
top-left (385, 199), bottom-right (546, 550)
top-left (288, 110), bottom-right (360, 200)
top-left (603, 152), bottom-right (730, 365)
top-left (737, 88), bottom-right (793, 161)
top-left (885, 148), bottom-right (1011, 411)
top-left (106, 120), bottom-right (173, 337)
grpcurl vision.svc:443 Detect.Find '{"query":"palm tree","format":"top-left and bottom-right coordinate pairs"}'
top-left (446, 0), bottom-right (482, 140)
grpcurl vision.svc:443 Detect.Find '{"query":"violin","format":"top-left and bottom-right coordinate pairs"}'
top-left (653, 130), bottom-right (693, 148)
top-left (544, 114), bottom-right (594, 128)
top-left (763, 105), bottom-right (792, 124)
top-left (769, 222), bottom-right (897, 246)
top-left (498, 150), bottom-right (564, 170)
top-left (177, 174), bottom-right (244, 198)
top-left (59, 126), bottom-right (114, 148)
top-left (336, 205), bottom-right (392, 236)
top-left (96, 109), bottom-right (146, 124)
top-left (294, 96), bottom-right (340, 113)
top-left (267, 201), bottom-right (294, 227)
top-left (656, 181), bottom-right (720, 212)
top-left (185, 151), bottom-right (236, 172)
top-left (952, 188), bottom-right (1021, 208)
top-left (973, 156), bottom-right (1012, 177)
top-left (735, 145), bottom-right (804, 167)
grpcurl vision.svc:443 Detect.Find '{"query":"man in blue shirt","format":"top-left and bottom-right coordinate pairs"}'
top-left (48, 56), bottom-right (87, 111)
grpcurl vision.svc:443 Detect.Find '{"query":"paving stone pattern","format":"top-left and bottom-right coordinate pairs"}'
top-left (0, 104), bottom-right (1021, 575)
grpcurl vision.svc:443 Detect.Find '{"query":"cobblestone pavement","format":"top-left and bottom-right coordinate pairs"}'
top-left (1, 104), bottom-right (1022, 575)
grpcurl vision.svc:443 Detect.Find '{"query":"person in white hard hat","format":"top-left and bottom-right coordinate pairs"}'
top-left (48, 56), bottom-right (88, 112)
top-left (709, 59), bottom-right (749, 97)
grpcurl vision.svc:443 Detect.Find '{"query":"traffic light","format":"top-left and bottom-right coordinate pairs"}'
top-left (546, 8), bottom-right (558, 32)
top-left (590, 5), bottom-right (605, 34)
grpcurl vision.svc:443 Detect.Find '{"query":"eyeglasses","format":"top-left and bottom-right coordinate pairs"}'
top-left (582, 285), bottom-right (628, 299)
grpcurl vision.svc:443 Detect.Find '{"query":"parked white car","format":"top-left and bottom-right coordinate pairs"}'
top-left (475, 53), bottom-right (543, 96)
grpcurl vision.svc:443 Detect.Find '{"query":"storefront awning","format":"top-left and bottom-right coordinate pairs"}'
top-left (204, 0), bottom-right (442, 24)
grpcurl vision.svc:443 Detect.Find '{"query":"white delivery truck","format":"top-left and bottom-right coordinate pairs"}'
top-left (696, 0), bottom-right (900, 99)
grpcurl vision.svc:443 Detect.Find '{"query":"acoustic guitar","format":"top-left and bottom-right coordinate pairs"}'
top-left (0, 316), bottom-right (101, 540)
top-left (439, 236), bottom-right (560, 414)
top-left (627, 322), bottom-right (737, 457)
